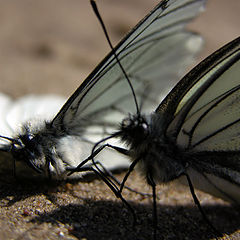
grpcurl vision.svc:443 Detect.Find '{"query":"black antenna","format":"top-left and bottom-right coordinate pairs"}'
top-left (90, 0), bottom-right (140, 115)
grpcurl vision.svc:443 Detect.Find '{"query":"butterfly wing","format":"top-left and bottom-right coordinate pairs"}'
top-left (0, 94), bottom-right (66, 179)
top-left (159, 37), bottom-right (240, 203)
top-left (53, 0), bottom-right (205, 128)
top-left (0, 93), bottom-right (15, 139)
top-left (50, 0), bottom-right (206, 171)
top-left (0, 94), bottom-right (66, 146)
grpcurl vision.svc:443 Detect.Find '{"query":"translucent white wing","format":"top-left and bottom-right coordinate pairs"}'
top-left (0, 93), bottom-right (14, 137)
top-left (0, 0), bottom-right (207, 179)
top-left (6, 95), bottom-right (65, 130)
top-left (0, 94), bottom-right (129, 179)
top-left (0, 94), bottom-right (66, 179)
top-left (52, 0), bottom-right (206, 142)
top-left (0, 94), bottom-right (65, 144)
top-left (160, 37), bottom-right (240, 203)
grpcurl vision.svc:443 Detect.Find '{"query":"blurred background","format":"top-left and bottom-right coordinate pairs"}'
top-left (0, 0), bottom-right (239, 99)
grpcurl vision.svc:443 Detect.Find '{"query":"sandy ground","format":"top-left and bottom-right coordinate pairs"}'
top-left (0, 0), bottom-right (239, 239)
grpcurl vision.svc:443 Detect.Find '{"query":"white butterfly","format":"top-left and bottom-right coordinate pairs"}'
top-left (0, 0), bottom-right (205, 180)
top-left (79, 34), bottom-right (240, 240)
top-left (89, 36), bottom-right (240, 207)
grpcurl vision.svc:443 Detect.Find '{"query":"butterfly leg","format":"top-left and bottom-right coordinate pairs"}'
top-left (90, 144), bottom-right (145, 197)
top-left (118, 158), bottom-right (140, 193)
top-left (183, 172), bottom-right (222, 237)
top-left (147, 173), bottom-right (158, 240)
top-left (89, 162), bottom-right (138, 226)
top-left (67, 142), bottom-right (138, 224)
top-left (91, 143), bottom-right (139, 193)
top-left (67, 143), bottom-right (114, 175)
top-left (91, 143), bottom-right (144, 194)
top-left (93, 159), bottom-right (151, 196)
top-left (90, 144), bottom-right (143, 226)
top-left (69, 143), bottom-right (143, 226)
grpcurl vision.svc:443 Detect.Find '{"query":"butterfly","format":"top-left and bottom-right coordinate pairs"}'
top-left (110, 35), bottom-right (240, 203)
top-left (79, 32), bottom-right (240, 240)
top-left (0, 0), bottom-right (205, 180)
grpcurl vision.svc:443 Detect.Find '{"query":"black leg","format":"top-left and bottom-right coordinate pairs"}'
top-left (147, 173), bottom-right (158, 240)
top-left (184, 172), bottom-right (222, 237)
top-left (94, 160), bottom-right (151, 196)
top-left (90, 165), bottom-right (137, 226)
top-left (69, 143), bottom-right (129, 176)
top-left (69, 141), bottom-right (139, 227)
top-left (119, 158), bottom-right (140, 193)
top-left (152, 181), bottom-right (157, 240)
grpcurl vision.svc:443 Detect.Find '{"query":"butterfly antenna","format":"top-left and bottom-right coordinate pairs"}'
top-left (90, 0), bottom-right (140, 115)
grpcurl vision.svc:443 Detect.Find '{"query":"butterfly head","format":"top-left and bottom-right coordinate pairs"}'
top-left (0, 124), bottom-right (56, 177)
top-left (120, 114), bottom-right (149, 147)
top-left (10, 133), bottom-right (47, 174)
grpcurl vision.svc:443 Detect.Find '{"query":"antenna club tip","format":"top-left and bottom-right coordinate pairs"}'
top-left (90, 0), bottom-right (96, 6)
top-left (90, 0), bottom-right (98, 13)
